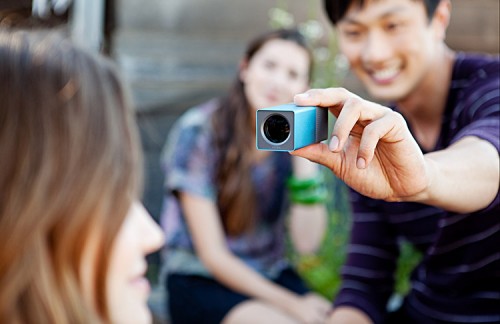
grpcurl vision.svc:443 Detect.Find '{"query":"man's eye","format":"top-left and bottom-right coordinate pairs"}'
top-left (386, 22), bottom-right (402, 32)
top-left (343, 30), bottom-right (362, 38)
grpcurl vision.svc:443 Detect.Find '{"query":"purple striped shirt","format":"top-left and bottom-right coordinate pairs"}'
top-left (334, 53), bottom-right (500, 323)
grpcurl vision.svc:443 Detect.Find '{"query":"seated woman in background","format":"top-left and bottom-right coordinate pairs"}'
top-left (160, 28), bottom-right (332, 324)
top-left (0, 30), bottom-right (164, 324)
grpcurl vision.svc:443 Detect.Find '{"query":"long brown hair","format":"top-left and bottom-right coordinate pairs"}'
top-left (0, 31), bottom-right (142, 323)
top-left (212, 29), bottom-right (313, 236)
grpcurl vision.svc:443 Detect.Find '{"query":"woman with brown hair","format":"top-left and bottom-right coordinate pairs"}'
top-left (0, 30), bottom-right (164, 323)
top-left (160, 28), bottom-right (331, 324)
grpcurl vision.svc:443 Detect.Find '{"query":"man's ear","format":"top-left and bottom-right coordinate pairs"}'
top-left (239, 58), bottom-right (249, 82)
top-left (432, 0), bottom-right (451, 40)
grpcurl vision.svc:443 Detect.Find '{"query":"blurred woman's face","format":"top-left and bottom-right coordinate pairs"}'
top-left (106, 202), bottom-right (165, 324)
top-left (82, 202), bottom-right (164, 324)
top-left (240, 39), bottom-right (310, 112)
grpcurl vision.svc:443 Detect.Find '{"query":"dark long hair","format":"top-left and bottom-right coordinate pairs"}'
top-left (211, 29), bottom-right (313, 236)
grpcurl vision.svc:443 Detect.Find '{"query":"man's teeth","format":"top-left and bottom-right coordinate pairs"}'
top-left (372, 66), bottom-right (400, 80)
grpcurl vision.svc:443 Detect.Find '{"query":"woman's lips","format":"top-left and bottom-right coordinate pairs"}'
top-left (130, 275), bottom-right (151, 297)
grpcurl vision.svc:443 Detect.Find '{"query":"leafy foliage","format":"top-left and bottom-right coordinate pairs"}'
top-left (291, 171), bottom-right (351, 299)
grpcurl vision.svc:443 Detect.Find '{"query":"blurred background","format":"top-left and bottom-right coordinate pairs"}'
top-left (1, 1), bottom-right (498, 323)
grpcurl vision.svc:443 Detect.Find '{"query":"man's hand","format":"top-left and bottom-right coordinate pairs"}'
top-left (286, 293), bottom-right (331, 324)
top-left (292, 88), bottom-right (429, 202)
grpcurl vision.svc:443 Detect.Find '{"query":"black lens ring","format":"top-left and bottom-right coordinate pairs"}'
top-left (262, 114), bottom-right (290, 144)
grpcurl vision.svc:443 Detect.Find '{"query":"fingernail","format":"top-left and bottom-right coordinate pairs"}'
top-left (329, 136), bottom-right (339, 151)
top-left (357, 157), bottom-right (366, 169)
top-left (294, 93), bottom-right (309, 101)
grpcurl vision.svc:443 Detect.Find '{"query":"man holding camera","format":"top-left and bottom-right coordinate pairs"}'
top-left (292, 0), bottom-right (499, 323)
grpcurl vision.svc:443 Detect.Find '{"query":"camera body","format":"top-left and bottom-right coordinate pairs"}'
top-left (256, 103), bottom-right (328, 151)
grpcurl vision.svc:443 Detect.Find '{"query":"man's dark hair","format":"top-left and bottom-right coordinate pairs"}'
top-left (323, 0), bottom-right (442, 25)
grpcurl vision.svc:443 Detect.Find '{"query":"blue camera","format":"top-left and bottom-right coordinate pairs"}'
top-left (256, 103), bottom-right (328, 151)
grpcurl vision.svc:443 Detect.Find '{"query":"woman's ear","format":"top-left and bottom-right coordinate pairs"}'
top-left (432, 0), bottom-right (451, 41)
top-left (238, 58), bottom-right (249, 82)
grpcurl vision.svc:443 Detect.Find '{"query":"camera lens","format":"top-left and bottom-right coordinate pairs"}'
top-left (263, 114), bottom-right (290, 144)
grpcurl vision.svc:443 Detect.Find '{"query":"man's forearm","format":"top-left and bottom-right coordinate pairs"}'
top-left (404, 136), bottom-right (499, 212)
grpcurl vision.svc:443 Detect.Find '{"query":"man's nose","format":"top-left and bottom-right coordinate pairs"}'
top-left (361, 30), bottom-right (394, 65)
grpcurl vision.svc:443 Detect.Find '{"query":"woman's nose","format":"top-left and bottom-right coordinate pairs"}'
top-left (137, 203), bottom-right (165, 254)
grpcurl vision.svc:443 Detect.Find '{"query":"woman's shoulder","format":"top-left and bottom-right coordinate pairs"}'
top-left (166, 99), bottom-right (220, 146)
top-left (176, 98), bottom-right (221, 130)
top-left (161, 99), bottom-right (220, 160)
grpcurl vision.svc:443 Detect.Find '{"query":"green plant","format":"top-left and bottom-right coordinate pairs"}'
top-left (283, 168), bottom-right (351, 299)
top-left (291, 170), bottom-right (352, 299)
top-left (395, 241), bottom-right (422, 295)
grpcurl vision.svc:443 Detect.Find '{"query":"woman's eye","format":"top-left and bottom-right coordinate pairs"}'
top-left (264, 61), bottom-right (276, 69)
top-left (288, 70), bottom-right (299, 80)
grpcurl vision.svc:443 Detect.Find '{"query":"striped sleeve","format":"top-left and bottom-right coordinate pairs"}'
top-left (451, 60), bottom-right (500, 152)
